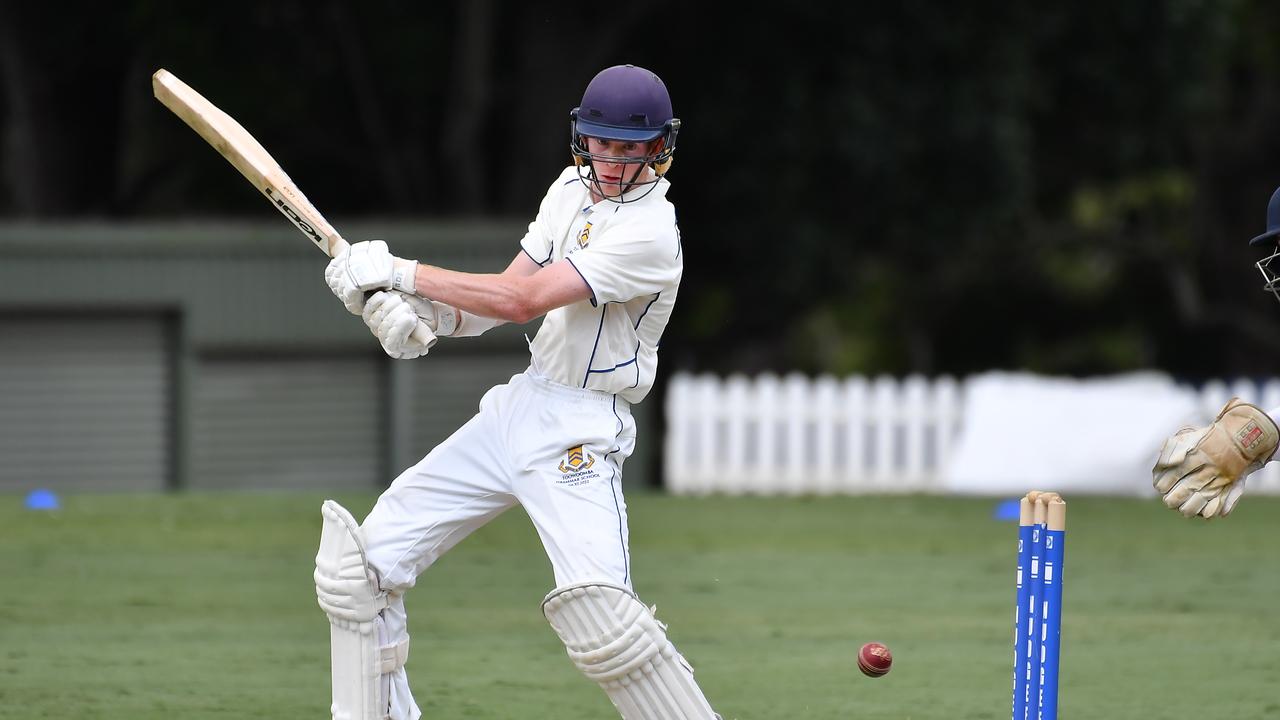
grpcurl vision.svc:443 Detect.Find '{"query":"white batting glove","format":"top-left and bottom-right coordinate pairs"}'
top-left (324, 241), bottom-right (419, 315)
top-left (362, 291), bottom-right (457, 359)
top-left (1152, 399), bottom-right (1279, 519)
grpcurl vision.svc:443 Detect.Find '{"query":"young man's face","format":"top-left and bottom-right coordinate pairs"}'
top-left (585, 137), bottom-right (654, 198)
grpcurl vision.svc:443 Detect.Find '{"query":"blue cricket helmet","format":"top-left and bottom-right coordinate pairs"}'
top-left (1249, 186), bottom-right (1280, 246)
top-left (569, 65), bottom-right (680, 197)
top-left (573, 64), bottom-right (676, 142)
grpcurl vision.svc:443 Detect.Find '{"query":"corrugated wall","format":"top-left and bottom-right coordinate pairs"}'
top-left (0, 222), bottom-right (655, 492)
top-left (0, 315), bottom-right (172, 492)
top-left (190, 356), bottom-right (385, 490)
top-left (0, 221), bottom-right (535, 350)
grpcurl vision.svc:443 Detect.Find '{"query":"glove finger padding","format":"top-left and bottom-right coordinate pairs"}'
top-left (1220, 478), bottom-right (1249, 517)
top-left (1152, 427), bottom-right (1209, 493)
top-left (1200, 475), bottom-right (1251, 519)
top-left (325, 248), bottom-right (366, 316)
top-left (343, 240), bottom-right (395, 290)
top-left (361, 290), bottom-right (396, 330)
top-left (381, 300), bottom-right (421, 347)
top-left (1177, 490), bottom-right (1211, 517)
top-left (383, 318), bottom-right (434, 359)
top-left (1198, 492), bottom-right (1225, 519)
top-left (363, 291), bottom-right (437, 359)
top-left (1161, 466), bottom-right (1218, 509)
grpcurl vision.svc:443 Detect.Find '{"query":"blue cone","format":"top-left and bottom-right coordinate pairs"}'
top-left (992, 498), bottom-right (1021, 521)
top-left (24, 489), bottom-right (60, 511)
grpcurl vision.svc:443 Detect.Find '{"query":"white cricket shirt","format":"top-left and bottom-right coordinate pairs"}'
top-left (519, 165), bottom-right (682, 404)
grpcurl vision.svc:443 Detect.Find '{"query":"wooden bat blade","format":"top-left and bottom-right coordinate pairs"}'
top-left (152, 68), bottom-right (436, 347)
top-left (151, 68), bottom-right (347, 258)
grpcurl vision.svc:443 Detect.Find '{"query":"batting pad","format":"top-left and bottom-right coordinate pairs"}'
top-left (542, 582), bottom-right (720, 720)
top-left (315, 500), bottom-right (407, 720)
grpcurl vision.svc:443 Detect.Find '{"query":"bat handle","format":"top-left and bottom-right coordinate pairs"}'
top-left (411, 321), bottom-right (438, 348)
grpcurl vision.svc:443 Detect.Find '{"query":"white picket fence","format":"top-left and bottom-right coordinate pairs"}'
top-left (663, 372), bottom-right (1280, 495)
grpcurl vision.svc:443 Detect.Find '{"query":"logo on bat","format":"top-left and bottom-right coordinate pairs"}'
top-left (264, 187), bottom-right (325, 250)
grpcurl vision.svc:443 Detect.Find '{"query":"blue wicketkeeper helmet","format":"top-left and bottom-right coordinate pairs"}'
top-left (1252, 186), bottom-right (1280, 303)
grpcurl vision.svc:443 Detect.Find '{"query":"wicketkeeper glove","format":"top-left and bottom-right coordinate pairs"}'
top-left (1152, 398), bottom-right (1279, 519)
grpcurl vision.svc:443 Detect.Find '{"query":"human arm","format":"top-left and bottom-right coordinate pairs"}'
top-left (328, 241), bottom-right (592, 325)
top-left (408, 250), bottom-right (591, 325)
top-left (1151, 398), bottom-right (1279, 518)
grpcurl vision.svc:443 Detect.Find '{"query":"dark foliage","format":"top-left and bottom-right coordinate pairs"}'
top-left (3, 1), bottom-right (1279, 379)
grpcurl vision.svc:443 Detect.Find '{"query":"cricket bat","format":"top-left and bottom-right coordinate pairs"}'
top-left (151, 68), bottom-right (435, 346)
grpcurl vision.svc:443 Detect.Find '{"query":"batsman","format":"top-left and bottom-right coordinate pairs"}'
top-left (1151, 186), bottom-right (1280, 518)
top-left (312, 65), bottom-right (722, 719)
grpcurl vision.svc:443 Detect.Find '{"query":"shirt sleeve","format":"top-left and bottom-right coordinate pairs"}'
top-left (567, 217), bottom-right (682, 305)
top-left (519, 171), bottom-right (574, 266)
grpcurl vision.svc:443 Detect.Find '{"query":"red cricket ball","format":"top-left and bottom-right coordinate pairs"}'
top-left (857, 642), bottom-right (893, 678)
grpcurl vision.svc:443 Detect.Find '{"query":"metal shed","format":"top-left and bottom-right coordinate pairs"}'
top-left (0, 221), bottom-right (654, 493)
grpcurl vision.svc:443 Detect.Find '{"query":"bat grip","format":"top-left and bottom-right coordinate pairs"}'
top-left (410, 322), bottom-right (438, 347)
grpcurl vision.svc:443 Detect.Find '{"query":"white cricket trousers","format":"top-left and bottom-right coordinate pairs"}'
top-left (360, 369), bottom-right (637, 720)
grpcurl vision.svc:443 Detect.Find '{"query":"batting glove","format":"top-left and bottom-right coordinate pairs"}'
top-left (362, 291), bottom-right (457, 359)
top-left (325, 240), bottom-right (419, 315)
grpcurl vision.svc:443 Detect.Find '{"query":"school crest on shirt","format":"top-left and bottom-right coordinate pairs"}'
top-left (576, 222), bottom-right (593, 249)
top-left (558, 445), bottom-right (600, 486)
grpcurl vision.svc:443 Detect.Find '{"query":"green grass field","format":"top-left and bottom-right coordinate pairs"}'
top-left (3, 491), bottom-right (1280, 719)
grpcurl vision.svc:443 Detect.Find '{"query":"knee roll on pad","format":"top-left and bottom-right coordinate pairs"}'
top-left (542, 581), bottom-right (719, 720)
top-left (315, 500), bottom-right (408, 720)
